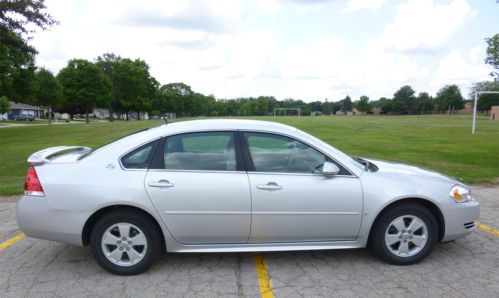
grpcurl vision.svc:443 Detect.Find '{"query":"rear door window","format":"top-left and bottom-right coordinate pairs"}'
top-left (163, 132), bottom-right (237, 171)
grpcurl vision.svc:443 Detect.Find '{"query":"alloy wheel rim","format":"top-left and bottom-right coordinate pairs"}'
top-left (101, 223), bottom-right (148, 266)
top-left (385, 215), bottom-right (428, 258)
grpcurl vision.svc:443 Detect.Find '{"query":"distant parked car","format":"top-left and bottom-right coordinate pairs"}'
top-left (17, 120), bottom-right (479, 275)
top-left (10, 114), bottom-right (35, 121)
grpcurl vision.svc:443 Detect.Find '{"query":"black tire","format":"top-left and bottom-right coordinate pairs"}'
top-left (90, 209), bottom-right (162, 275)
top-left (370, 203), bottom-right (438, 265)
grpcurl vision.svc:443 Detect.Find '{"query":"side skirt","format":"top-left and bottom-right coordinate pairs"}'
top-left (166, 240), bottom-right (364, 253)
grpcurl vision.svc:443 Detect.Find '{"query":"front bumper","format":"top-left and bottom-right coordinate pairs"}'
top-left (441, 199), bottom-right (480, 242)
top-left (16, 195), bottom-right (85, 246)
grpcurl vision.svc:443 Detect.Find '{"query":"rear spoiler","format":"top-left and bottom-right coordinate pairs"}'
top-left (27, 146), bottom-right (92, 165)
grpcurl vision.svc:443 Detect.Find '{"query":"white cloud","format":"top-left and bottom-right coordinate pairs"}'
top-left (276, 37), bottom-right (429, 100)
top-left (343, 0), bottom-right (385, 13)
top-left (32, 0), bottom-right (494, 102)
top-left (382, 0), bottom-right (475, 53)
top-left (431, 48), bottom-right (492, 94)
top-left (255, 0), bottom-right (282, 13)
top-left (280, 37), bottom-right (347, 79)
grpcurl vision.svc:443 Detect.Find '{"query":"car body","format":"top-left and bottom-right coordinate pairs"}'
top-left (17, 119), bottom-right (479, 275)
top-left (9, 114), bottom-right (35, 121)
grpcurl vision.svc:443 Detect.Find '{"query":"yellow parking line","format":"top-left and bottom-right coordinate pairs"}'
top-left (476, 222), bottom-right (499, 237)
top-left (0, 233), bottom-right (25, 252)
top-left (254, 253), bottom-right (275, 298)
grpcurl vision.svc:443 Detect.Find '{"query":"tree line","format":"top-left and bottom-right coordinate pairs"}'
top-left (1, 1), bottom-right (499, 123)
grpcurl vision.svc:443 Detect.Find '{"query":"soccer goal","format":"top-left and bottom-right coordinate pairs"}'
top-left (273, 108), bottom-right (301, 117)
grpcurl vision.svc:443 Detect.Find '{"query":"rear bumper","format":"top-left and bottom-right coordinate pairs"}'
top-left (16, 195), bottom-right (84, 246)
top-left (441, 199), bottom-right (480, 242)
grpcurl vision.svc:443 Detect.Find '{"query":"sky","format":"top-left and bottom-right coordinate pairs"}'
top-left (32, 0), bottom-right (499, 102)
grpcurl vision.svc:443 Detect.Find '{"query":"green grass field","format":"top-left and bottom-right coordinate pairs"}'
top-left (0, 115), bottom-right (498, 195)
top-left (0, 120), bottom-right (48, 124)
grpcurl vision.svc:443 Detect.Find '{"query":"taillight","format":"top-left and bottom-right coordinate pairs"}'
top-left (24, 166), bottom-right (45, 196)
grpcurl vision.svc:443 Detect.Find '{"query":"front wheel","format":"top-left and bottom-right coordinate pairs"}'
top-left (370, 203), bottom-right (438, 265)
top-left (90, 210), bottom-right (162, 275)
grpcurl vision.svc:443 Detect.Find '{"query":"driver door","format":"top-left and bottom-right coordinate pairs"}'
top-left (242, 132), bottom-right (363, 243)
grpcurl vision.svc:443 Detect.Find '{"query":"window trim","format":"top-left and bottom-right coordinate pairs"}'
top-left (239, 130), bottom-right (355, 177)
top-left (149, 130), bottom-right (245, 173)
top-left (119, 129), bottom-right (356, 176)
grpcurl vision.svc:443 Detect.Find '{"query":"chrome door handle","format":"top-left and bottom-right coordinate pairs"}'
top-left (148, 180), bottom-right (174, 188)
top-left (257, 182), bottom-right (282, 191)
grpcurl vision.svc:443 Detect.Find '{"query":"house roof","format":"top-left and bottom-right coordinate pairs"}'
top-left (9, 101), bottom-right (44, 110)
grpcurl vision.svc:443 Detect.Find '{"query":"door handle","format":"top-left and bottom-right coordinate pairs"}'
top-left (148, 180), bottom-right (174, 188)
top-left (257, 182), bottom-right (282, 191)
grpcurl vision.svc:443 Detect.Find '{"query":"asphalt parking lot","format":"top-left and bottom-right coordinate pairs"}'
top-left (1, 186), bottom-right (499, 297)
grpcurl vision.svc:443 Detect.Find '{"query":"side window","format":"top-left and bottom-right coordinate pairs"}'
top-left (121, 140), bottom-right (158, 169)
top-left (244, 132), bottom-right (326, 174)
top-left (164, 132), bottom-right (237, 171)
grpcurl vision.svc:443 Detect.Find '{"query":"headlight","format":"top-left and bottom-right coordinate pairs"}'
top-left (449, 185), bottom-right (472, 203)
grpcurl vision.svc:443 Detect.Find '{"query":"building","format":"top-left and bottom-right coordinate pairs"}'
top-left (1, 102), bottom-right (45, 120)
top-left (491, 106), bottom-right (499, 121)
top-left (347, 108), bottom-right (366, 116)
top-left (92, 108), bottom-right (110, 119)
top-left (455, 102), bottom-right (473, 115)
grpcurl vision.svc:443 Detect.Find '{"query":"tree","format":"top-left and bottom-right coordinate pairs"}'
top-left (158, 83), bottom-right (193, 117)
top-left (322, 99), bottom-right (333, 115)
top-left (0, 96), bottom-right (9, 119)
top-left (57, 59), bottom-right (111, 123)
top-left (340, 95), bottom-right (353, 113)
top-left (34, 68), bottom-right (63, 125)
top-left (96, 53), bottom-right (121, 121)
top-left (309, 101), bottom-right (322, 114)
top-left (0, 0), bottom-right (57, 101)
top-left (435, 84), bottom-right (464, 112)
top-left (485, 33), bottom-right (499, 81)
top-left (415, 92), bottom-right (434, 113)
top-left (392, 85), bottom-right (415, 114)
top-left (356, 95), bottom-right (371, 113)
top-left (128, 59), bottom-right (158, 120)
top-left (239, 99), bottom-right (252, 116)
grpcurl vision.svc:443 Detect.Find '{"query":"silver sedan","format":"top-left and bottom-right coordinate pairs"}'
top-left (17, 119), bottom-right (479, 275)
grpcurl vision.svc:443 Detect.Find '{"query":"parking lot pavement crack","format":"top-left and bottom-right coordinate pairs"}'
top-left (9, 241), bottom-right (37, 277)
top-left (235, 253), bottom-right (244, 297)
top-left (41, 245), bottom-right (66, 271)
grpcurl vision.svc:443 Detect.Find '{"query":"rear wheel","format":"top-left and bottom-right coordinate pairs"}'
top-left (371, 203), bottom-right (438, 265)
top-left (90, 210), bottom-right (162, 275)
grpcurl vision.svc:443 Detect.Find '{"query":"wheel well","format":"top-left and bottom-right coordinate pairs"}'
top-left (82, 205), bottom-right (166, 250)
top-left (368, 198), bottom-right (445, 243)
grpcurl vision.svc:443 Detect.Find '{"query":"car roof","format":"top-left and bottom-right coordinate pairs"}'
top-left (149, 119), bottom-right (299, 135)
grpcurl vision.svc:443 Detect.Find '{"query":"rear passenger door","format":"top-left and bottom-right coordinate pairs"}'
top-left (144, 131), bottom-right (252, 244)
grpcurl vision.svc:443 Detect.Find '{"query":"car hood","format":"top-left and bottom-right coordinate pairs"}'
top-left (363, 158), bottom-right (459, 185)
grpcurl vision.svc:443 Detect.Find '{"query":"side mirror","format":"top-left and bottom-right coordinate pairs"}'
top-left (322, 161), bottom-right (341, 176)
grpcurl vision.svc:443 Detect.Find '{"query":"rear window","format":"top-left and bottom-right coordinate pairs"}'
top-left (79, 128), bottom-right (152, 160)
top-left (121, 140), bottom-right (158, 169)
